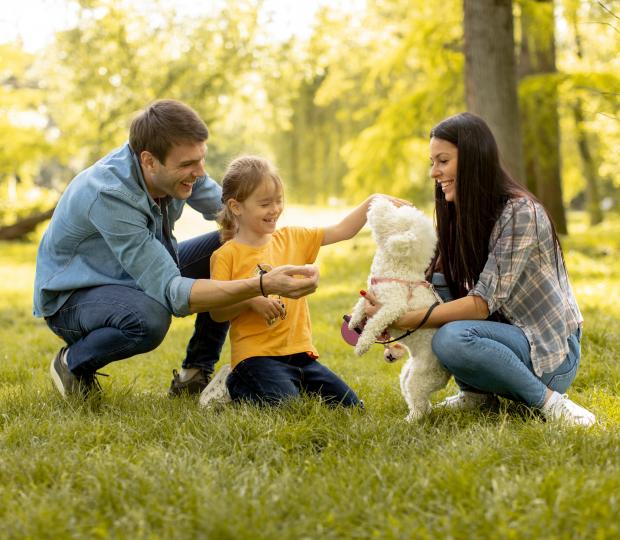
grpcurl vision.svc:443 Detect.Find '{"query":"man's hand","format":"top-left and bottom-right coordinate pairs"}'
top-left (262, 265), bottom-right (319, 299)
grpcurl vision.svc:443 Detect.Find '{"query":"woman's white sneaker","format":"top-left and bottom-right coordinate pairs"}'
top-left (542, 392), bottom-right (596, 427)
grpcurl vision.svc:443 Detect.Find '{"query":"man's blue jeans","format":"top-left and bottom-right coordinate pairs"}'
top-left (430, 273), bottom-right (581, 407)
top-left (226, 353), bottom-right (361, 407)
top-left (46, 231), bottom-right (228, 376)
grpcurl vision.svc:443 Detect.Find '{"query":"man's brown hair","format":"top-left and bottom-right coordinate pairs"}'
top-left (129, 99), bottom-right (208, 164)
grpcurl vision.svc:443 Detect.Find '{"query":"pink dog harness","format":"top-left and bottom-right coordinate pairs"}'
top-left (370, 277), bottom-right (431, 301)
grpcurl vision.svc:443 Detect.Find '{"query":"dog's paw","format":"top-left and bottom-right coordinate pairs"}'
top-left (405, 403), bottom-right (431, 422)
top-left (384, 343), bottom-right (406, 362)
top-left (354, 336), bottom-right (373, 356)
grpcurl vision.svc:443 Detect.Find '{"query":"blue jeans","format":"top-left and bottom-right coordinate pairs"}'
top-left (46, 231), bottom-right (228, 376)
top-left (429, 273), bottom-right (581, 408)
top-left (226, 353), bottom-right (361, 407)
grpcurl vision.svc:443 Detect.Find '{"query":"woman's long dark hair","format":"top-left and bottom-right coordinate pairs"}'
top-left (427, 112), bottom-right (560, 299)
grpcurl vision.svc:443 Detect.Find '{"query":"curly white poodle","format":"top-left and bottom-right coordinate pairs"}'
top-left (348, 197), bottom-right (450, 420)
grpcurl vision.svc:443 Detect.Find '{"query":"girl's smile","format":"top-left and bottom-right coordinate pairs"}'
top-left (230, 178), bottom-right (284, 246)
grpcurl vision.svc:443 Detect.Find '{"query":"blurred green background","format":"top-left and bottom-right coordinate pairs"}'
top-left (0, 0), bottom-right (619, 237)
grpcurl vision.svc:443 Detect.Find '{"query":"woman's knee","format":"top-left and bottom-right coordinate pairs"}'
top-left (432, 322), bottom-right (469, 368)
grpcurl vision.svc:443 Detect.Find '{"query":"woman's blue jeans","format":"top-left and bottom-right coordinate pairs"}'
top-left (45, 231), bottom-right (228, 376)
top-left (430, 273), bottom-right (581, 408)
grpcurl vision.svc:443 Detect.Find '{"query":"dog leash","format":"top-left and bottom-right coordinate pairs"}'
top-left (374, 301), bottom-right (440, 345)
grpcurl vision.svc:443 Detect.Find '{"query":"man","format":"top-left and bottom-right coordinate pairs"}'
top-left (34, 99), bottom-right (318, 399)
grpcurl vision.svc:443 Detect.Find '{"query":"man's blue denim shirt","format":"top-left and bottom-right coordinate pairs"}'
top-left (33, 143), bottom-right (222, 318)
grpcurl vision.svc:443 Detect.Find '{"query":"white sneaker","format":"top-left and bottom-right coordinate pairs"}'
top-left (436, 390), bottom-right (499, 411)
top-left (198, 364), bottom-right (232, 408)
top-left (542, 393), bottom-right (596, 427)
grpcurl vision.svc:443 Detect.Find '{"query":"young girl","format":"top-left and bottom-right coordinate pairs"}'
top-left (209, 155), bottom-right (402, 406)
top-left (363, 113), bottom-right (595, 426)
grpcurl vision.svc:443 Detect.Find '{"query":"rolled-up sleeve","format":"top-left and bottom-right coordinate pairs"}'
top-left (470, 199), bottom-right (538, 314)
top-left (89, 189), bottom-right (195, 316)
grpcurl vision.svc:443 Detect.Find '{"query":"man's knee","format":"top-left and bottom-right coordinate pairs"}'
top-left (141, 313), bottom-right (171, 350)
top-left (129, 299), bottom-right (171, 354)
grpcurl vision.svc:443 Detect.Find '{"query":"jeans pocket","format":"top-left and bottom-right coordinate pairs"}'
top-left (542, 354), bottom-right (579, 394)
top-left (545, 364), bottom-right (578, 394)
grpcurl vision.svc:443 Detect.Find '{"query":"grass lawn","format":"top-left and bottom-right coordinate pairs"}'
top-left (1, 211), bottom-right (619, 539)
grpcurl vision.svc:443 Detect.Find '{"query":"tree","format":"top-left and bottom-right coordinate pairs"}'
top-left (463, 0), bottom-right (525, 182)
top-left (314, 0), bottom-right (464, 200)
top-left (518, 0), bottom-right (567, 233)
top-left (0, 0), bottom-right (264, 238)
top-left (0, 43), bottom-right (56, 230)
top-left (261, 8), bottom-right (371, 203)
top-left (562, 0), bottom-right (612, 225)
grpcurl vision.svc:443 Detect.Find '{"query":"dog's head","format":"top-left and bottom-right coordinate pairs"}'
top-left (367, 197), bottom-right (436, 266)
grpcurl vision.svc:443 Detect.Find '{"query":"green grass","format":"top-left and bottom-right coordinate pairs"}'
top-left (1, 212), bottom-right (619, 539)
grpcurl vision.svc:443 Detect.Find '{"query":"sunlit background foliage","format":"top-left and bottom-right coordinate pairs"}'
top-left (0, 0), bottom-right (618, 227)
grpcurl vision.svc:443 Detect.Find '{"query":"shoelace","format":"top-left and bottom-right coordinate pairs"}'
top-left (80, 371), bottom-right (109, 393)
top-left (553, 394), bottom-right (587, 420)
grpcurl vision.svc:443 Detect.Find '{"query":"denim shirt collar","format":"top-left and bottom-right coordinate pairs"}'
top-left (128, 146), bottom-right (165, 215)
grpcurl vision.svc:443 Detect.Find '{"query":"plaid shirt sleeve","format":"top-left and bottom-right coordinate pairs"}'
top-left (470, 198), bottom-right (538, 314)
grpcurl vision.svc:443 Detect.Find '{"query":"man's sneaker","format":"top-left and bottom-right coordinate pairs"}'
top-left (79, 370), bottom-right (108, 397)
top-left (436, 390), bottom-right (500, 411)
top-left (50, 347), bottom-right (108, 398)
top-left (168, 368), bottom-right (211, 396)
top-left (50, 347), bottom-right (80, 397)
top-left (199, 364), bottom-right (232, 408)
top-left (542, 393), bottom-right (596, 427)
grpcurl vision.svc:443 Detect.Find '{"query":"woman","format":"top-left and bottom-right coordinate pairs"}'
top-left (363, 112), bottom-right (595, 426)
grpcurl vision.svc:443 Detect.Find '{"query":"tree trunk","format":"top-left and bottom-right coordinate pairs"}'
top-left (569, 9), bottom-right (604, 226)
top-left (0, 207), bottom-right (55, 241)
top-left (518, 0), bottom-right (567, 234)
top-left (463, 0), bottom-right (525, 182)
top-left (573, 97), bottom-right (603, 225)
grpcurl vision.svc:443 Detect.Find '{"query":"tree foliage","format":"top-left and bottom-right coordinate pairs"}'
top-left (0, 0), bottom-right (618, 225)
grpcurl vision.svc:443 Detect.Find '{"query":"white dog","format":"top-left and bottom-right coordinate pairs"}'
top-left (348, 197), bottom-right (450, 421)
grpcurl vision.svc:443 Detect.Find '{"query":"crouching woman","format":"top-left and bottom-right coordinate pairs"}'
top-left (362, 112), bottom-right (595, 426)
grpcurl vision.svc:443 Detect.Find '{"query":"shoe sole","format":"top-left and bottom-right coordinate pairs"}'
top-left (199, 365), bottom-right (232, 408)
top-left (49, 349), bottom-right (67, 398)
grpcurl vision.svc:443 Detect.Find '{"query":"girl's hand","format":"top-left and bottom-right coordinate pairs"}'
top-left (370, 194), bottom-right (412, 208)
top-left (361, 289), bottom-right (382, 318)
top-left (249, 296), bottom-right (286, 325)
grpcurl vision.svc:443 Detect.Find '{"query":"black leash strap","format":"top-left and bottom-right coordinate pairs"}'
top-left (377, 301), bottom-right (440, 345)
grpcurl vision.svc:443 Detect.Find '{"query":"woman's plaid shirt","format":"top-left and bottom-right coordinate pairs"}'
top-left (470, 197), bottom-right (583, 376)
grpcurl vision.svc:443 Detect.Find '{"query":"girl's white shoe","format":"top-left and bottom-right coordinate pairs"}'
top-left (199, 364), bottom-right (232, 408)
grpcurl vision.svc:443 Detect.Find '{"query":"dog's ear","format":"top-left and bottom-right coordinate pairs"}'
top-left (368, 197), bottom-right (395, 229)
top-left (385, 231), bottom-right (417, 257)
top-left (400, 206), bottom-right (437, 263)
top-left (368, 197), bottom-right (399, 244)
